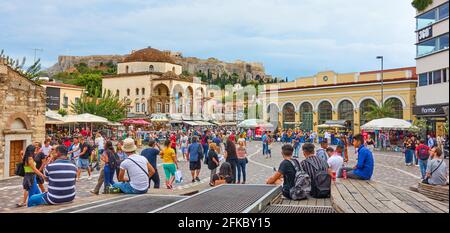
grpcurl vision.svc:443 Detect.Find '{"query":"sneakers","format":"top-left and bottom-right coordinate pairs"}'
top-left (192, 179), bottom-right (196, 183)
top-left (108, 187), bottom-right (121, 194)
top-left (195, 177), bottom-right (201, 182)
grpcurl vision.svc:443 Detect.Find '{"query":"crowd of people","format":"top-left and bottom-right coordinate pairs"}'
top-left (15, 125), bottom-right (448, 207)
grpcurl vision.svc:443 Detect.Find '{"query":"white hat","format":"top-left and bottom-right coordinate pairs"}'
top-left (122, 138), bottom-right (137, 153)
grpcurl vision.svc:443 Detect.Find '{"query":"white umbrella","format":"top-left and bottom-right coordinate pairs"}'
top-left (318, 124), bottom-right (346, 129)
top-left (63, 113), bottom-right (109, 123)
top-left (361, 118), bottom-right (418, 131)
top-left (237, 119), bottom-right (274, 129)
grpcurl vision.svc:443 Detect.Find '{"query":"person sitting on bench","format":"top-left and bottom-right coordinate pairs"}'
top-left (339, 134), bottom-right (374, 180)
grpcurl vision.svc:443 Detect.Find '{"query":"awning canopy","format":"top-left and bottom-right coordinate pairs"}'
top-left (237, 119), bottom-right (274, 129)
top-left (63, 113), bottom-right (109, 124)
top-left (361, 118), bottom-right (418, 131)
top-left (45, 116), bottom-right (64, 125)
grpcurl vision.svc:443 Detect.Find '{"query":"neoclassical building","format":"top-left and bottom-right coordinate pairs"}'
top-left (261, 67), bottom-right (418, 134)
top-left (102, 48), bottom-right (211, 120)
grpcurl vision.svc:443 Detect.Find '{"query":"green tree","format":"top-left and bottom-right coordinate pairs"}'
top-left (58, 108), bottom-right (68, 117)
top-left (364, 99), bottom-right (395, 121)
top-left (70, 90), bottom-right (131, 122)
top-left (412, 0), bottom-right (433, 11)
top-left (73, 73), bottom-right (102, 97)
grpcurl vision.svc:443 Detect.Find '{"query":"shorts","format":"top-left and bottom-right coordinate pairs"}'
top-left (23, 173), bottom-right (36, 191)
top-left (181, 147), bottom-right (188, 155)
top-left (77, 158), bottom-right (90, 169)
top-left (162, 163), bottom-right (177, 180)
top-left (189, 160), bottom-right (201, 171)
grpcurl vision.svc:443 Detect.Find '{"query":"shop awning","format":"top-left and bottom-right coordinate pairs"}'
top-left (184, 121), bottom-right (199, 126)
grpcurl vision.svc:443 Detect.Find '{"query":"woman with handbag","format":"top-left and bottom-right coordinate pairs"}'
top-left (236, 141), bottom-right (248, 184)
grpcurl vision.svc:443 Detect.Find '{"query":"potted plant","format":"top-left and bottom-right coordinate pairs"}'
top-left (412, 0), bottom-right (433, 12)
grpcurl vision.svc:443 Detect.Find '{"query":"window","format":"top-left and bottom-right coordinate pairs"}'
top-left (142, 88), bottom-right (145, 95)
top-left (136, 88), bottom-right (139, 95)
top-left (387, 98), bottom-right (403, 119)
top-left (165, 103), bottom-right (170, 113)
top-left (149, 65), bottom-right (154, 72)
top-left (75, 97), bottom-right (80, 104)
top-left (116, 89), bottom-right (120, 96)
top-left (428, 72), bottom-right (433, 85)
top-left (127, 89), bottom-right (130, 96)
top-left (360, 99), bottom-right (377, 126)
top-left (141, 103), bottom-right (146, 113)
top-left (135, 103), bottom-right (140, 112)
top-left (433, 70), bottom-right (442, 84)
top-left (419, 73), bottom-right (428, 86)
top-left (63, 95), bottom-right (68, 108)
top-left (156, 103), bottom-right (162, 113)
top-left (417, 3), bottom-right (449, 30)
top-left (439, 2), bottom-right (449, 21)
top-left (417, 9), bottom-right (436, 30)
top-left (126, 66), bottom-right (129, 73)
top-left (444, 69), bottom-right (448, 83)
top-left (417, 33), bottom-right (449, 57)
top-left (318, 101), bottom-right (332, 125)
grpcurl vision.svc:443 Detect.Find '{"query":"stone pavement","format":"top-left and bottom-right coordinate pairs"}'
top-left (1, 142), bottom-right (447, 212)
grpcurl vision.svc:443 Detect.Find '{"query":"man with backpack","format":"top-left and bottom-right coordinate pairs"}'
top-left (416, 139), bottom-right (430, 180)
top-left (300, 143), bottom-right (332, 198)
top-left (266, 144), bottom-right (300, 199)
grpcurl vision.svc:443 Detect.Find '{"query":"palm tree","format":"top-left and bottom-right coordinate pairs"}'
top-left (364, 99), bottom-right (395, 121)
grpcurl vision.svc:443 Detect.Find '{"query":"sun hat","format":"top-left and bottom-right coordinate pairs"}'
top-left (122, 138), bottom-right (137, 153)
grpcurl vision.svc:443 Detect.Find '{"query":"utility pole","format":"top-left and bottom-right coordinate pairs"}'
top-left (376, 56), bottom-right (384, 104)
top-left (32, 48), bottom-right (43, 63)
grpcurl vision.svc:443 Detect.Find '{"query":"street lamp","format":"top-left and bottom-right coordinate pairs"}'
top-left (376, 56), bottom-right (384, 104)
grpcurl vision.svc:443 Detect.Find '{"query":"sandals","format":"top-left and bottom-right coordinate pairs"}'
top-left (16, 203), bottom-right (26, 208)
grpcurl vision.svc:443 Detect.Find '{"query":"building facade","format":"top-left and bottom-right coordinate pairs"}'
top-left (0, 58), bottom-right (46, 179)
top-left (41, 82), bottom-right (84, 114)
top-left (262, 67), bottom-right (417, 134)
top-left (102, 48), bottom-right (211, 120)
top-left (414, 0), bottom-right (449, 137)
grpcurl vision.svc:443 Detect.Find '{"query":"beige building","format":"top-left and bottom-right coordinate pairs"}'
top-left (102, 48), bottom-right (211, 120)
top-left (0, 58), bottom-right (46, 179)
top-left (414, 0), bottom-right (449, 136)
top-left (262, 67), bottom-right (417, 134)
top-left (40, 82), bottom-right (84, 114)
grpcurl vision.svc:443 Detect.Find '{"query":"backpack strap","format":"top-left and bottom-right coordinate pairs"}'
top-left (289, 158), bottom-right (304, 173)
top-left (431, 159), bottom-right (444, 176)
top-left (127, 158), bottom-right (149, 178)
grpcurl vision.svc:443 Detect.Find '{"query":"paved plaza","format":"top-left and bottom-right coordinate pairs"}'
top-left (0, 141), bottom-right (448, 212)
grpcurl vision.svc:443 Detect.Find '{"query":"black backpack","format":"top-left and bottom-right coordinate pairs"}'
top-left (305, 159), bottom-right (331, 198)
top-left (106, 150), bottom-right (120, 170)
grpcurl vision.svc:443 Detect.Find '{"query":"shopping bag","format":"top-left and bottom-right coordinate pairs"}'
top-left (175, 170), bottom-right (183, 184)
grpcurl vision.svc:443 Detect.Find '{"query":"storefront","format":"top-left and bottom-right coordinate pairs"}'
top-left (413, 103), bottom-right (449, 137)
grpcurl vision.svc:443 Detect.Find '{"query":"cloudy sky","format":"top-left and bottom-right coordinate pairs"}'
top-left (0, 0), bottom-right (417, 79)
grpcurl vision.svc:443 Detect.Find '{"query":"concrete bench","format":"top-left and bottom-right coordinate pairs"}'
top-left (331, 179), bottom-right (449, 213)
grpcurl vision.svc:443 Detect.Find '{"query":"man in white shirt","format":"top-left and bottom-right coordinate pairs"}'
top-left (94, 133), bottom-right (105, 171)
top-left (180, 133), bottom-right (189, 161)
top-left (68, 137), bottom-right (81, 163)
top-left (41, 139), bottom-right (52, 157)
top-left (324, 131), bottom-right (331, 144)
top-left (111, 138), bottom-right (156, 194)
top-left (326, 146), bottom-right (344, 177)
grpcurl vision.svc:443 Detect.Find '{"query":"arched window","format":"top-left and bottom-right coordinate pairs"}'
top-left (387, 98), bottom-right (404, 119)
top-left (299, 102), bottom-right (313, 132)
top-left (360, 99), bottom-right (377, 126)
top-left (141, 103), bottom-right (146, 113)
top-left (127, 89), bottom-right (130, 96)
top-left (172, 67), bottom-right (176, 72)
top-left (136, 88), bottom-right (139, 95)
top-left (116, 89), bottom-right (120, 96)
top-left (125, 66), bottom-right (129, 74)
top-left (282, 103), bottom-right (295, 130)
top-left (338, 100), bottom-right (354, 131)
top-left (149, 65), bottom-right (154, 72)
top-left (318, 101), bottom-right (332, 125)
top-left (142, 88), bottom-right (145, 95)
top-left (135, 100), bottom-right (140, 112)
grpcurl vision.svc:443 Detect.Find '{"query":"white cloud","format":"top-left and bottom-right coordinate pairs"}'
top-left (0, 0), bottom-right (417, 77)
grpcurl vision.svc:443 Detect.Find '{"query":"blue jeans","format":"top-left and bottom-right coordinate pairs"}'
top-left (419, 159), bottom-right (428, 179)
top-left (405, 149), bottom-right (413, 164)
top-left (112, 182), bottom-right (148, 194)
top-left (294, 144), bottom-right (301, 157)
top-left (237, 159), bottom-right (247, 183)
top-left (28, 193), bottom-right (47, 207)
top-left (104, 165), bottom-right (115, 188)
top-left (262, 144), bottom-right (268, 155)
top-left (203, 144), bottom-right (209, 158)
top-left (412, 151), bottom-right (418, 165)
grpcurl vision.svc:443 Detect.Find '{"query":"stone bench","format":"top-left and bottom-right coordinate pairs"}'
top-left (331, 179), bottom-right (449, 213)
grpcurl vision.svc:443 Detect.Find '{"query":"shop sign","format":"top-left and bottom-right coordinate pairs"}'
top-left (413, 104), bottom-right (447, 116)
top-left (418, 26), bottom-right (432, 42)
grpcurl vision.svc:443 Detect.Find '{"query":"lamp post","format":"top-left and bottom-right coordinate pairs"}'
top-left (376, 56), bottom-right (384, 104)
